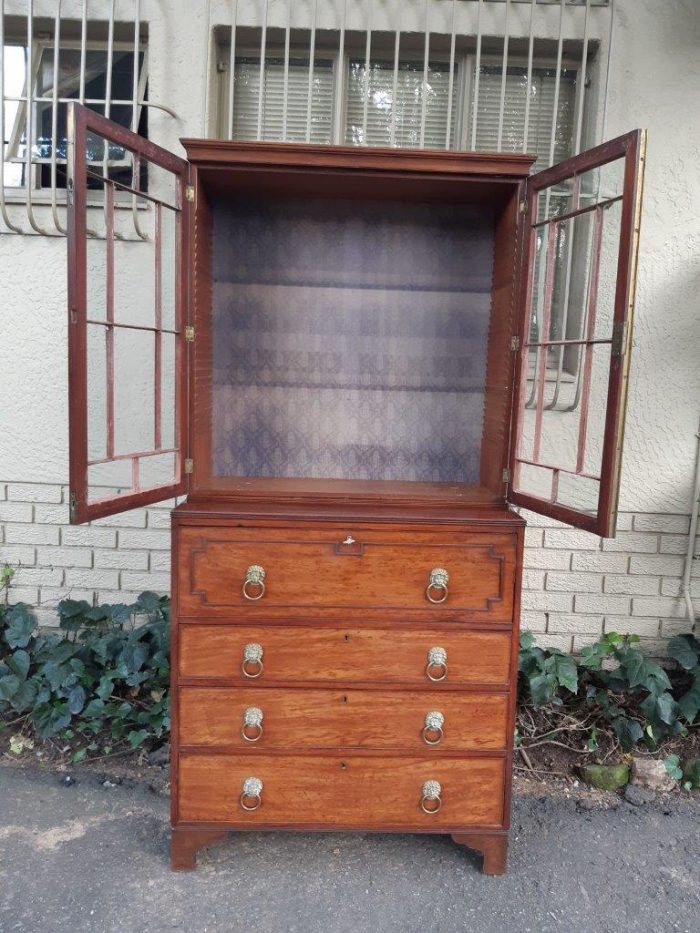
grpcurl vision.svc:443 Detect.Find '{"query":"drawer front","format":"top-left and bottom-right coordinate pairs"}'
top-left (179, 687), bottom-right (509, 751)
top-left (177, 526), bottom-right (516, 621)
top-left (178, 753), bottom-right (505, 829)
top-left (178, 625), bottom-right (511, 686)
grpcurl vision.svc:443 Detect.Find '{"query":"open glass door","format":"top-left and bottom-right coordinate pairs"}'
top-left (509, 129), bottom-right (646, 537)
top-left (67, 103), bottom-right (189, 523)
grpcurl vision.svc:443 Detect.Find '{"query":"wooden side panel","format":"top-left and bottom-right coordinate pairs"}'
top-left (178, 625), bottom-right (511, 686)
top-left (178, 753), bottom-right (505, 829)
top-left (179, 687), bottom-right (509, 751)
top-left (480, 186), bottom-right (522, 495)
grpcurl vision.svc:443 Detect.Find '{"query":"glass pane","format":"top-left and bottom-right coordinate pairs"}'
top-left (511, 136), bottom-right (644, 534)
top-left (72, 113), bottom-right (184, 513)
top-left (345, 59), bottom-right (456, 149)
top-left (232, 57), bottom-right (334, 144)
top-left (471, 65), bottom-right (577, 171)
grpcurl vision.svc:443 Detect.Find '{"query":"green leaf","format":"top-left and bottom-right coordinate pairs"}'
top-left (6, 649), bottom-right (30, 681)
top-left (678, 685), bottom-right (700, 724)
top-left (667, 634), bottom-right (699, 671)
top-left (611, 716), bottom-right (643, 752)
top-left (664, 754), bottom-right (683, 780)
top-left (4, 605), bottom-right (36, 648)
top-left (519, 631), bottom-right (535, 651)
top-left (10, 679), bottom-right (37, 712)
top-left (68, 685), bottom-right (86, 715)
top-left (0, 674), bottom-right (20, 699)
top-left (655, 692), bottom-right (678, 726)
top-left (71, 747), bottom-right (88, 764)
top-left (683, 758), bottom-right (700, 789)
top-left (552, 654), bottom-right (578, 694)
top-left (127, 728), bottom-right (149, 748)
top-left (83, 698), bottom-right (106, 718)
top-left (136, 591), bottom-right (162, 613)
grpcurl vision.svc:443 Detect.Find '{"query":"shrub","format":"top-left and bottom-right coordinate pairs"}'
top-left (0, 593), bottom-right (170, 762)
top-left (519, 630), bottom-right (700, 753)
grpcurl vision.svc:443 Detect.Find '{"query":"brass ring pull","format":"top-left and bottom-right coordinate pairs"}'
top-left (243, 565), bottom-right (266, 601)
top-left (425, 646), bottom-right (448, 682)
top-left (426, 567), bottom-right (449, 604)
top-left (421, 710), bottom-right (445, 746)
top-left (240, 776), bottom-right (263, 811)
top-left (241, 643), bottom-right (264, 679)
top-left (420, 779), bottom-right (442, 814)
top-left (241, 706), bottom-right (264, 742)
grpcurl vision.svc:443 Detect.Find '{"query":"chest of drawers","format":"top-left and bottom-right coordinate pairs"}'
top-left (169, 505), bottom-right (523, 874)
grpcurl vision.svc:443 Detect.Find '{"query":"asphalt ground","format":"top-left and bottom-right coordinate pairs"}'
top-left (0, 765), bottom-right (698, 933)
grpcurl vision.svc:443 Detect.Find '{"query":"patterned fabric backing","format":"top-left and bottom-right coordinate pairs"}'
top-left (211, 197), bottom-right (495, 483)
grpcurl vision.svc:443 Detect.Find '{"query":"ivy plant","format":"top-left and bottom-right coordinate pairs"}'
top-left (0, 592), bottom-right (170, 762)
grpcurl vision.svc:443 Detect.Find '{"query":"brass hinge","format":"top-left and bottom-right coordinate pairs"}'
top-left (184, 325), bottom-right (195, 342)
top-left (502, 468), bottom-right (510, 484)
top-left (611, 321), bottom-right (627, 358)
top-left (185, 185), bottom-right (195, 202)
top-left (184, 458), bottom-right (194, 474)
top-left (511, 335), bottom-right (520, 351)
top-left (519, 199), bottom-right (528, 215)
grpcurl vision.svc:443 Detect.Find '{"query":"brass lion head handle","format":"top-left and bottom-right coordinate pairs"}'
top-left (426, 567), bottom-right (449, 604)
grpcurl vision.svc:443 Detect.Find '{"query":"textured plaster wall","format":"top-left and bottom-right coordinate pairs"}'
top-left (0, 0), bottom-right (698, 645)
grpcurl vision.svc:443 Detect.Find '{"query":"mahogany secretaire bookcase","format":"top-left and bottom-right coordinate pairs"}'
top-left (65, 102), bottom-right (645, 873)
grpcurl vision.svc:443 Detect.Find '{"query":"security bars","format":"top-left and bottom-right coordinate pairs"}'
top-left (3, 0), bottom-right (613, 239)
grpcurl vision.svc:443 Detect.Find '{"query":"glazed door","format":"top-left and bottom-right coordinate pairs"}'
top-left (509, 130), bottom-right (646, 537)
top-left (67, 104), bottom-right (189, 523)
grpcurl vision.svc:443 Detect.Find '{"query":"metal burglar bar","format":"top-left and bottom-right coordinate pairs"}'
top-left (2, 0), bottom-right (613, 237)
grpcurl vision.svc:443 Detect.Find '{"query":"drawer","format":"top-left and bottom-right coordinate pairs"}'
top-left (176, 525), bottom-right (516, 622)
top-left (179, 687), bottom-right (509, 751)
top-left (178, 625), bottom-right (512, 686)
top-left (177, 753), bottom-right (505, 829)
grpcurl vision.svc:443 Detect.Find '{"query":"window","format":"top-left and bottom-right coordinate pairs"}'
top-left (2, 34), bottom-right (147, 191)
top-left (229, 56), bottom-right (334, 144)
top-left (345, 59), bottom-right (457, 149)
top-left (216, 32), bottom-right (582, 172)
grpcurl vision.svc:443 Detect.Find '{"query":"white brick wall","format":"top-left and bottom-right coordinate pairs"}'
top-left (0, 481), bottom-right (697, 653)
top-left (0, 482), bottom-right (174, 616)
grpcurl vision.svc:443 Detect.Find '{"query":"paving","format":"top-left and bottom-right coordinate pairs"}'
top-left (0, 765), bottom-right (698, 933)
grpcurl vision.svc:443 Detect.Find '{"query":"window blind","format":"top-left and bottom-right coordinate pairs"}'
top-left (232, 57), bottom-right (334, 143)
top-left (344, 60), bottom-right (456, 149)
top-left (471, 66), bottom-right (577, 171)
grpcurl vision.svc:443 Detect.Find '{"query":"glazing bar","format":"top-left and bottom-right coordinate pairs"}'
top-left (532, 193), bottom-right (622, 229)
top-left (88, 447), bottom-right (178, 468)
top-left (532, 220), bottom-right (558, 463)
top-left (154, 200), bottom-right (162, 450)
top-left (575, 204), bottom-right (604, 474)
top-left (105, 180), bottom-right (115, 461)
